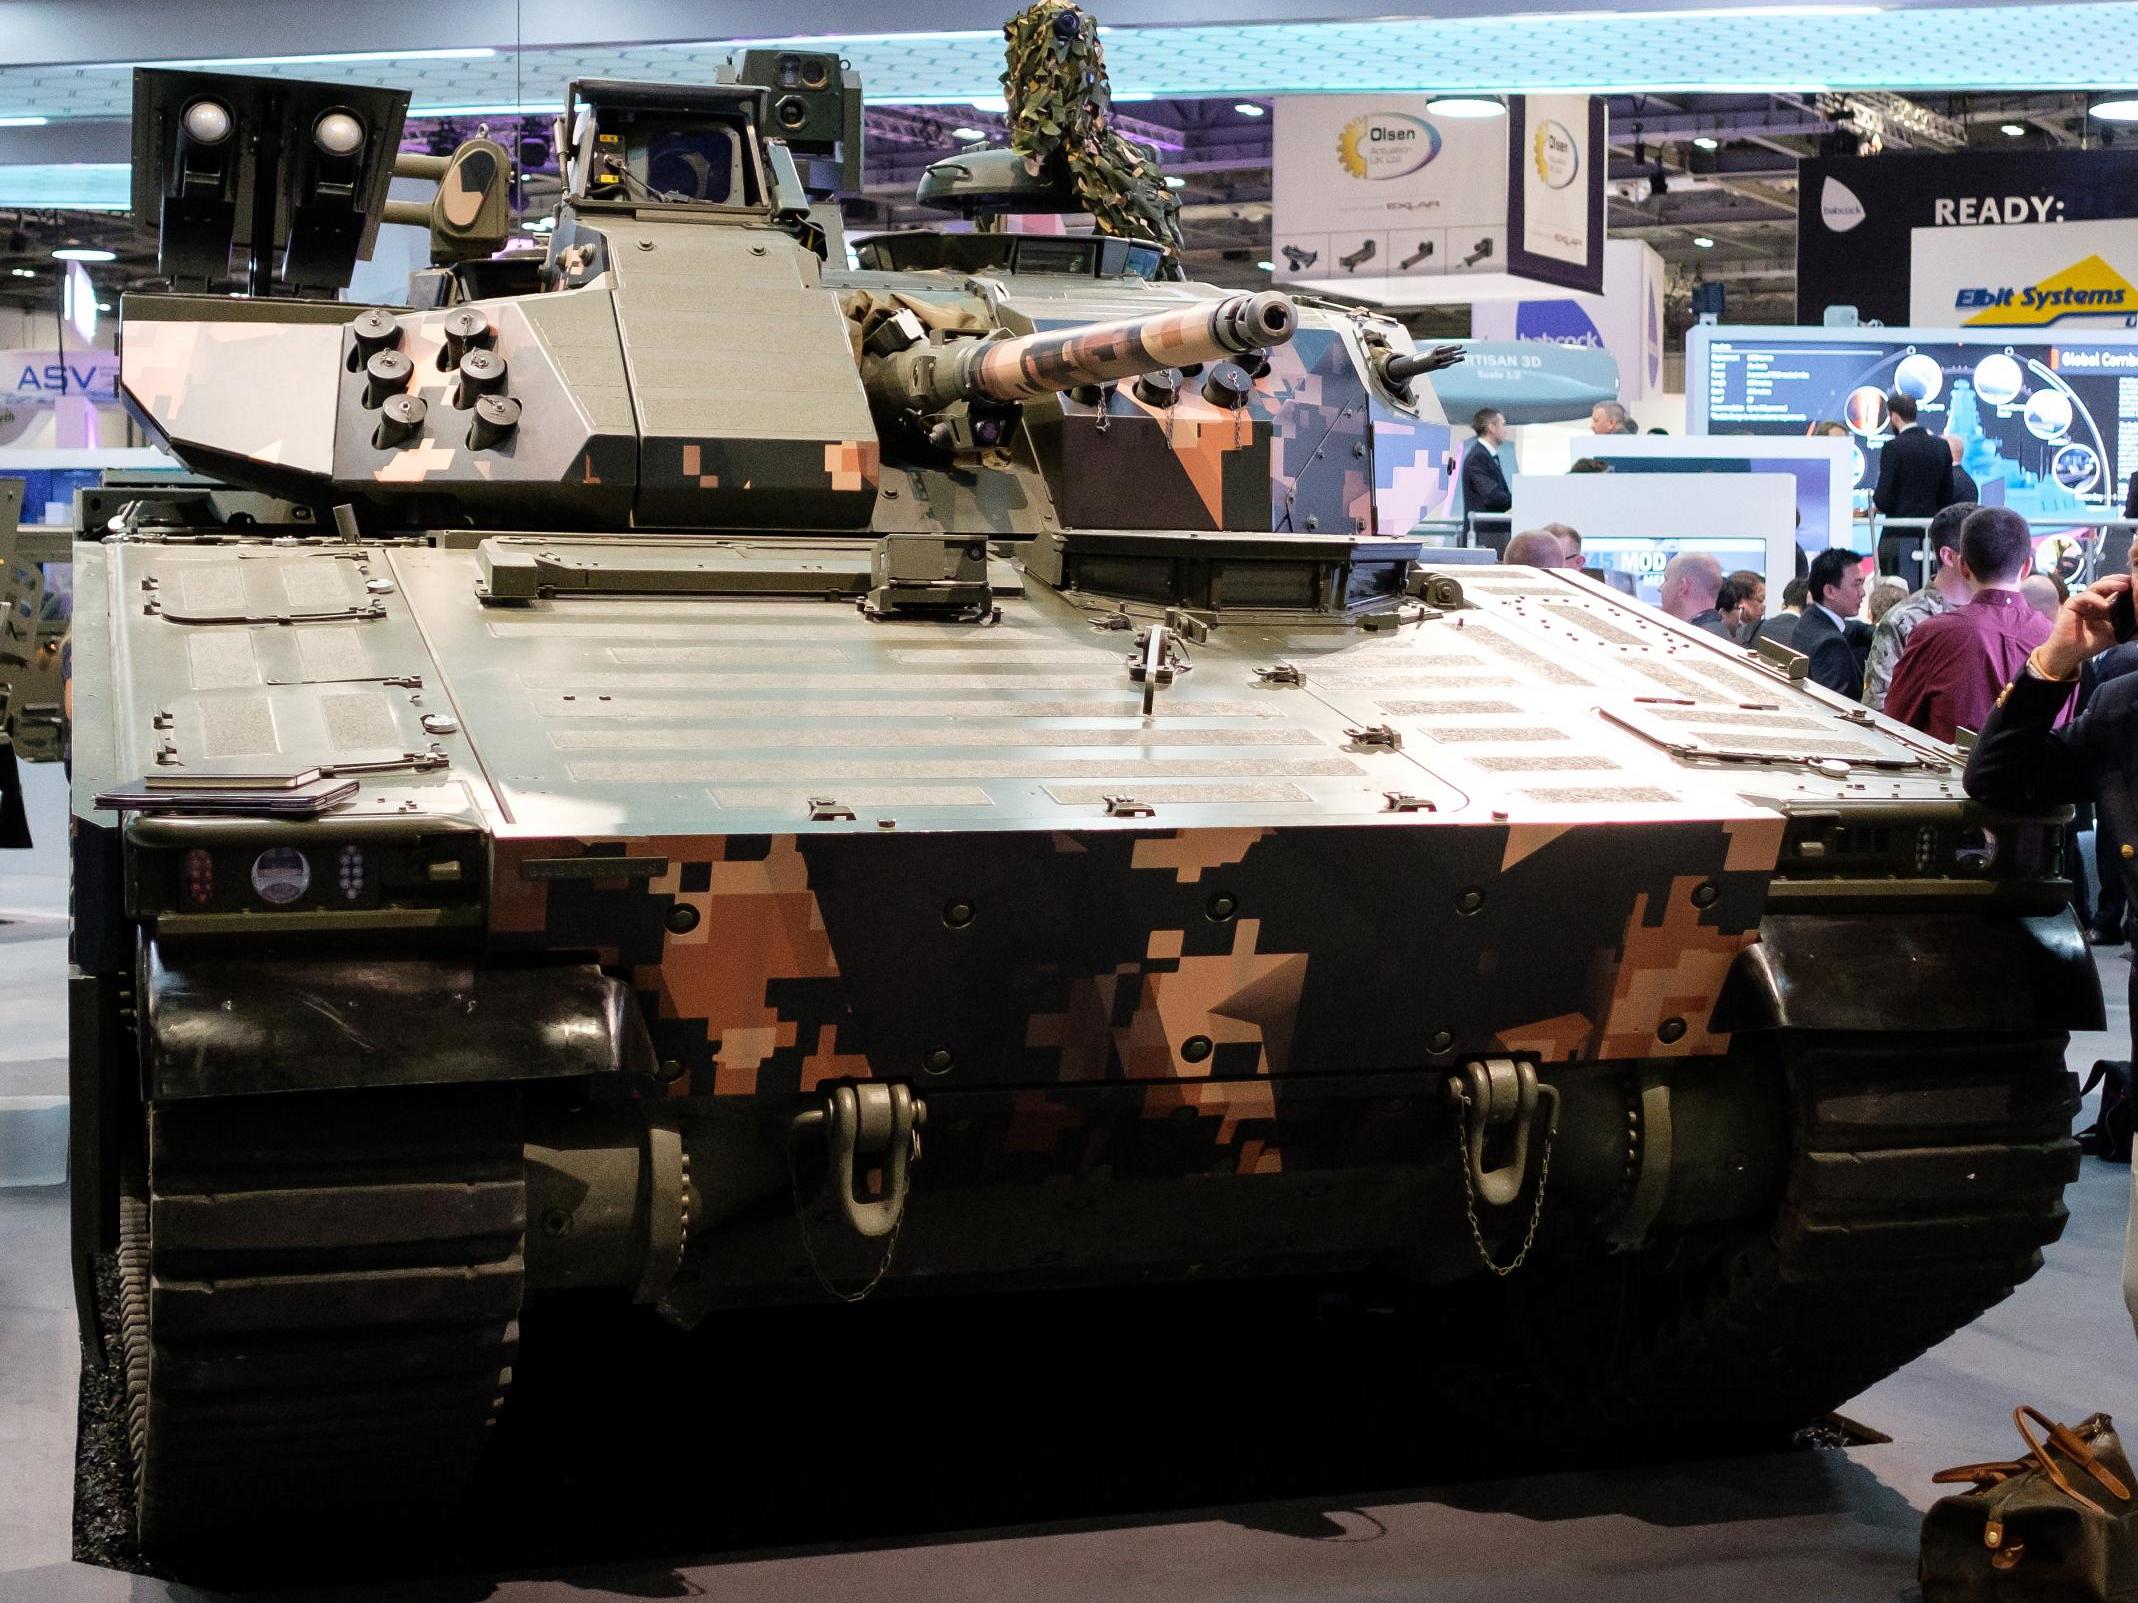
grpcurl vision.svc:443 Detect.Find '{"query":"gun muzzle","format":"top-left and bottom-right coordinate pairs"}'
top-left (1380, 344), bottom-right (1466, 387)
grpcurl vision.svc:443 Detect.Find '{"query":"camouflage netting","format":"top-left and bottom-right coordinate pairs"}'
top-left (1001, 0), bottom-right (1185, 270)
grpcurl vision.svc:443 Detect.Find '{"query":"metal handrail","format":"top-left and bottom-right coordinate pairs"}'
top-left (1853, 513), bottom-right (2138, 584)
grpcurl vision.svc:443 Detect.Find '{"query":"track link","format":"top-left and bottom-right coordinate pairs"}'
top-left (121, 1085), bottom-right (526, 1555)
top-left (1505, 1029), bottom-right (2081, 1444)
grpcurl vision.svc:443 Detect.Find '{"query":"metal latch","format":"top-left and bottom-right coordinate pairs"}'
top-left (1103, 794), bottom-right (1155, 818)
top-left (1382, 791), bottom-right (1436, 813)
top-left (1127, 622), bottom-right (1189, 715)
top-left (1445, 1057), bottom-right (1561, 1276)
top-left (1345, 723), bottom-right (1402, 749)
top-left (809, 796), bottom-right (857, 822)
top-left (792, 1082), bottom-right (925, 1240)
top-left (1254, 661), bottom-right (1304, 687)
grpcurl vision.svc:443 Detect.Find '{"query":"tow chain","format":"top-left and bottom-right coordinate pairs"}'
top-left (1449, 1083), bottom-right (1554, 1277)
top-left (787, 1129), bottom-right (920, 1304)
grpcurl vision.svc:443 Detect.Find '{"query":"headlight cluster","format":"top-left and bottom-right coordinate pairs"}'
top-left (153, 838), bottom-right (476, 918)
top-left (1779, 815), bottom-right (2061, 882)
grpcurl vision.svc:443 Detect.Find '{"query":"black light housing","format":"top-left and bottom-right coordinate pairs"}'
top-left (131, 68), bottom-right (410, 295)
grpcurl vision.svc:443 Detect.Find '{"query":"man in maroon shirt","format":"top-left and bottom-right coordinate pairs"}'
top-left (1885, 507), bottom-right (2059, 743)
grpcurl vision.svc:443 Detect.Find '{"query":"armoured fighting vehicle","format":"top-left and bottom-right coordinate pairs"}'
top-left (71, 18), bottom-right (2096, 1557)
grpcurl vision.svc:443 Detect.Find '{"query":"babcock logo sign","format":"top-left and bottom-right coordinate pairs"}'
top-left (1337, 113), bottom-right (1443, 180)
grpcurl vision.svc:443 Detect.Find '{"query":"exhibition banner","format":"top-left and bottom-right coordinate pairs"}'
top-left (0, 347), bottom-right (120, 446)
top-left (1507, 94), bottom-right (1607, 294)
top-left (1272, 94), bottom-right (1604, 302)
top-left (1470, 239), bottom-right (1665, 403)
top-left (1910, 218), bottom-right (2138, 330)
top-left (1795, 146), bottom-right (2138, 326)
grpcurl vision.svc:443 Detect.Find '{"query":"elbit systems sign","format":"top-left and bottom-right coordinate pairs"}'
top-left (1799, 147), bottom-right (2138, 326)
top-left (1913, 220), bottom-right (2138, 329)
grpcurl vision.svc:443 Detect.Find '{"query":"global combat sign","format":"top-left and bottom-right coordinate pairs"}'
top-left (1797, 146), bottom-right (2138, 326)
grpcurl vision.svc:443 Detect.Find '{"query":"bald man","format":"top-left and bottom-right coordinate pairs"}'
top-left (1659, 552), bottom-right (1731, 636)
top-left (1504, 529), bottom-right (1569, 567)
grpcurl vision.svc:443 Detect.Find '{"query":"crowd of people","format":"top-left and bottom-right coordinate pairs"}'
top-left (1496, 416), bottom-right (2132, 944)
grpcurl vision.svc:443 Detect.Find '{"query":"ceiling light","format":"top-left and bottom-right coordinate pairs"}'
top-left (95, 300), bottom-right (111, 311)
top-left (92, 46), bottom-right (496, 70)
top-left (1255, 259), bottom-right (1274, 271)
top-left (0, 116), bottom-right (49, 129)
top-left (1164, 175), bottom-right (1185, 188)
top-left (1235, 103), bottom-right (1266, 118)
top-left (2091, 98), bottom-right (2138, 123)
top-left (950, 125), bottom-right (986, 141)
top-left (969, 95), bottom-right (1009, 114)
top-left (51, 245), bottom-right (115, 262)
top-left (1692, 135), bottom-right (1720, 150)
top-left (9, 267), bottom-right (34, 278)
top-left (1426, 94), bottom-right (1506, 119)
top-left (1112, 91), bottom-right (1155, 102)
top-left (1693, 235), bottom-right (1715, 248)
top-left (2000, 121), bottom-right (2026, 137)
top-left (409, 102), bottom-right (565, 118)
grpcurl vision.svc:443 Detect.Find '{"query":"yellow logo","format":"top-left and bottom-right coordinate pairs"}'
top-left (1335, 113), bottom-right (1441, 181)
top-left (1959, 254), bottom-right (2138, 327)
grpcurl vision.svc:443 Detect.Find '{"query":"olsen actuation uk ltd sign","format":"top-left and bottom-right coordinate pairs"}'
top-left (1272, 93), bottom-right (1605, 305)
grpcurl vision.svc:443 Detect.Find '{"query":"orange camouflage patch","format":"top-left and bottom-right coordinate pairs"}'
top-left (1594, 875), bottom-right (1759, 1058)
top-left (1129, 827), bottom-right (1270, 884)
top-left (824, 439), bottom-right (881, 493)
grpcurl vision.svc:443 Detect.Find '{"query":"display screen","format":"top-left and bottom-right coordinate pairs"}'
top-left (1580, 535), bottom-right (1769, 608)
top-left (1695, 331), bottom-right (2138, 526)
top-left (1589, 451), bottom-right (1831, 560)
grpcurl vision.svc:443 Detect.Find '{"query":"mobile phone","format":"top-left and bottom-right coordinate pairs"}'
top-left (2113, 584), bottom-right (2138, 644)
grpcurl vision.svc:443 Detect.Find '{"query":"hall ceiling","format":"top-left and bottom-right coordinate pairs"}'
top-left (0, 1), bottom-right (2131, 335)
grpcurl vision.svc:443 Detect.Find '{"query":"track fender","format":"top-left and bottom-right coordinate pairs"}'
top-left (1714, 909), bottom-right (2103, 1035)
top-left (144, 945), bottom-right (657, 1097)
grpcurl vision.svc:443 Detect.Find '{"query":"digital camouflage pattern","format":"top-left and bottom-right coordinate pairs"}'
top-left (492, 817), bottom-right (1781, 1112)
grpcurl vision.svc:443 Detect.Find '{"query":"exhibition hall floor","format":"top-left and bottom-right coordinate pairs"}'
top-left (3, 758), bottom-right (2134, 1603)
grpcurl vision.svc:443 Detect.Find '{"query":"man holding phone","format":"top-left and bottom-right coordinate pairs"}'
top-left (1964, 554), bottom-right (2138, 1340)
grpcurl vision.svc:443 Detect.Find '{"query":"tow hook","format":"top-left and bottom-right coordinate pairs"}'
top-left (791, 1082), bottom-right (926, 1240)
top-left (1445, 1057), bottom-right (1561, 1276)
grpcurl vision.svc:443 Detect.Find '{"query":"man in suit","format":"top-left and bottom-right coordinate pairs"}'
top-left (1793, 547), bottom-right (1871, 698)
top-left (1656, 552), bottom-right (1729, 635)
top-left (1944, 434), bottom-right (1979, 504)
top-left (1750, 577), bottom-right (1808, 650)
top-left (1875, 392), bottom-right (1958, 577)
top-left (1963, 558), bottom-right (2138, 1338)
top-left (1461, 408), bottom-right (1512, 517)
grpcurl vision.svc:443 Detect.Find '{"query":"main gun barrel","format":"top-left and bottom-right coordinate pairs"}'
top-left (874, 292), bottom-right (1297, 417)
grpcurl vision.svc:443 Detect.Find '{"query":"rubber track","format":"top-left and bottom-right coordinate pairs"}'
top-left (125, 1085), bottom-right (525, 1554)
top-left (1533, 1030), bottom-right (2082, 1441)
